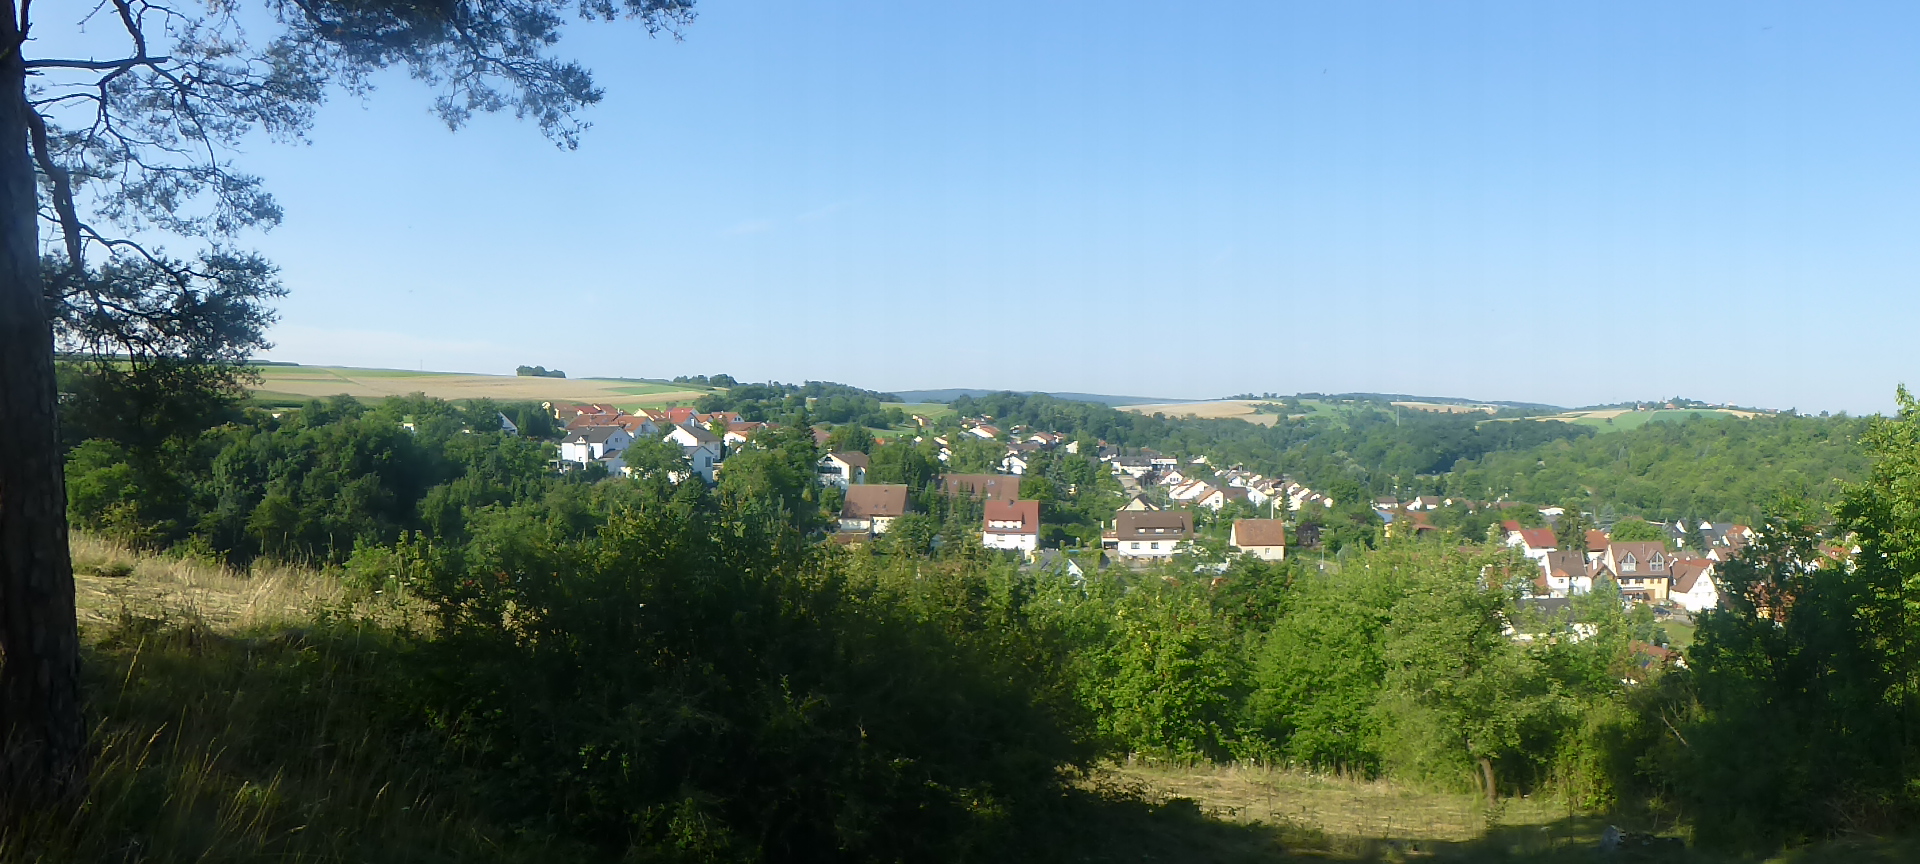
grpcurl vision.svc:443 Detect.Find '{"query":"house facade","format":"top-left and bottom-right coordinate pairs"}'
top-left (982, 499), bottom-right (1041, 553)
top-left (1107, 510), bottom-right (1193, 560)
top-left (1229, 519), bottom-right (1286, 561)
top-left (840, 484), bottom-right (910, 535)
top-left (817, 452), bottom-right (869, 488)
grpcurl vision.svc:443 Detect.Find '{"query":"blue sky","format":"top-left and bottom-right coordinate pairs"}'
top-left (49, 2), bottom-right (1920, 411)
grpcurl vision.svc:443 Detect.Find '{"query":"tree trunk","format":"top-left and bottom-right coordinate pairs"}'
top-left (1478, 756), bottom-right (1497, 808)
top-left (0, 4), bottom-right (88, 813)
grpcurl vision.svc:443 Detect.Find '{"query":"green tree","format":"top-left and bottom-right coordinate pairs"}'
top-left (1608, 517), bottom-right (1665, 543)
top-left (2, 0), bottom-right (698, 801)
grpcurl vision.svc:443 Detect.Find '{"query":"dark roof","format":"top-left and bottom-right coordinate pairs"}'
top-left (1543, 549), bottom-right (1588, 579)
top-left (842, 484), bottom-right (910, 519)
top-left (983, 499), bottom-right (1040, 535)
top-left (569, 425), bottom-right (629, 445)
top-left (1115, 510), bottom-right (1193, 541)
top-left (673, 422), bottom-right (720, 445)
top-left (828, 451), bottom-right (870, 469)
top-left (1231, 519), bottom-right (1286, 548)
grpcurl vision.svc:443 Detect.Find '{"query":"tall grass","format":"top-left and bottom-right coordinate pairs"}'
top-left (4, 537), bottom-right (546, 863)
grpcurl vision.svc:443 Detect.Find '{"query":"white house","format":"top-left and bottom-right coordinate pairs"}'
top-left (1229, 519), bottom-right (1286, 561)
top-left (1108, 510), bottom-right (1193, 560)
top-left (1536, 550), bottom-right (1593, 598)
top-left (1000, 452), bottom-right (1031, 475)
top-left (497, 412), bottom-right (519, 435)
top-left (817, 452), bottom-right (869, 488)
top-left (981, 499), bottom-right (1041, 553)
top-left (561, 426), bottom-right (633, 467)
top-left (1196, 486), bottom-right (1250, 512)
top-left (1503, 524), bottom-right (1560, 563)
top-left (1670, 559), bottom-right (1721, 612)
top-left (664, 423), bottom-right (723, 483)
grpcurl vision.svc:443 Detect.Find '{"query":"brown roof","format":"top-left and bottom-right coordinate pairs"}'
top-left (1115, 510), bottom-right (1193, 541)
top-left (1206, 486), bottom-right (1250, 502)
top-left (1671, 558), bottom-right (1715, 593)
top-left (983, 499), bottom-right (1041, 535)
top-left (842, 484), bottom-right (910, 520)
top-left (1586, 530), bottom-right (1610, 551)
top-left (1231, 519), bottom-right (1286, 548)
top-left (1542, 549), bottom-right (1588, 582)
top-left (941, 474), bottom-right (1022, 501)
top-left (828, 451), bottom-right (870, 469)
top-left (1518, 528), bottom-right (1558, 550)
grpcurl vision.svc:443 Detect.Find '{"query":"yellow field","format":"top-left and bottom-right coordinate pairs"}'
top-left (1120, 400), bottom-right (1283, 426)
top-left (251, 366), bottom-right (711, 408)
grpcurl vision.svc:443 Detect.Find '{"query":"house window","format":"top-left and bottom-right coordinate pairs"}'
top-left (1131, 542), bottom-right (1141, 550)
top-left (1651, 558), bottom-right (1665, 572)
top-left (1150, 542), bottom-right (1160, 550)
top-left (1621, 555), bottom-right (1637, 573)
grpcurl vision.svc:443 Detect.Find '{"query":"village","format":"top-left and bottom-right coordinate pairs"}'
top-left (543, 400), bottom-right (1735, 616)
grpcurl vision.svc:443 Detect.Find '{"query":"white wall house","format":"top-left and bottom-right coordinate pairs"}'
top-left (982, 499), bottom-right (1041, 553)
top-left (664, 423), bottom-right (724, 483)
top-left (560, 426), bottom-right (633, 467)
top-left (1671, 560), bottom-right (1721, 612)
top-left (1108, 510), bottom-right (1193, 560)
top-left (817, 452), bottom-right (869, 488)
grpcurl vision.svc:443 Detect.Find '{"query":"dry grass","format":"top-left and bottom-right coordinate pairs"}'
top-left (1109, 761), bottom-right (1571, 845)
top-left (69, 534), bottom-right (409, 635)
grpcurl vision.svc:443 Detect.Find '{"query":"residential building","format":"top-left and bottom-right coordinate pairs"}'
top-left (1604, 541), bottom-right (1674, 603)
top-left (1536, 550), bottom-right (1593, 598)
top-left (1196, 486), bottom-right (1250, 512)
top-left (560, 426), bottom-right (633, 467)
top-left (982, 499), bottom-right (1041, 552)
top-left (1229, 519), bottom-right (1286, 561)
top-left (1670, 559), bottom-right (1721, 612)
top-left (817, 452), bottom-right (869, 488)
top-left (840, 484), bottom-right (911, 535)
top-left (1503, 524), bottom-right (1559, 562)
top-left (1108, 510), bottom-right (1193, 560)
top-left (664, 423), bottom-right (723, 483)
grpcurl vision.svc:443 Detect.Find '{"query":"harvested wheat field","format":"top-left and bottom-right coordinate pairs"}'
top-left (250, 365), bottom-right (711, 408)
top-left (1120, 400), bottom-right (1282, 426)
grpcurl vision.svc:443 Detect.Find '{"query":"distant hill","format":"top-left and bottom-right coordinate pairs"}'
top-left (891, 389), bottom-right (1185, 407)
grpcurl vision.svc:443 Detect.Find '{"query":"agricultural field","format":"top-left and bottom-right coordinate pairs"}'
top-left (249, 365), bottom-right (714, 409)
top-left (1119, 400), bottom-right (1286, 426)
top-left (1533, 408), bottom-right (1760, 431)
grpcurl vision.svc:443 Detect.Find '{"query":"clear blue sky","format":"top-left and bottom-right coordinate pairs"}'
top-left (83, 3), bottom-right (1920, 411)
